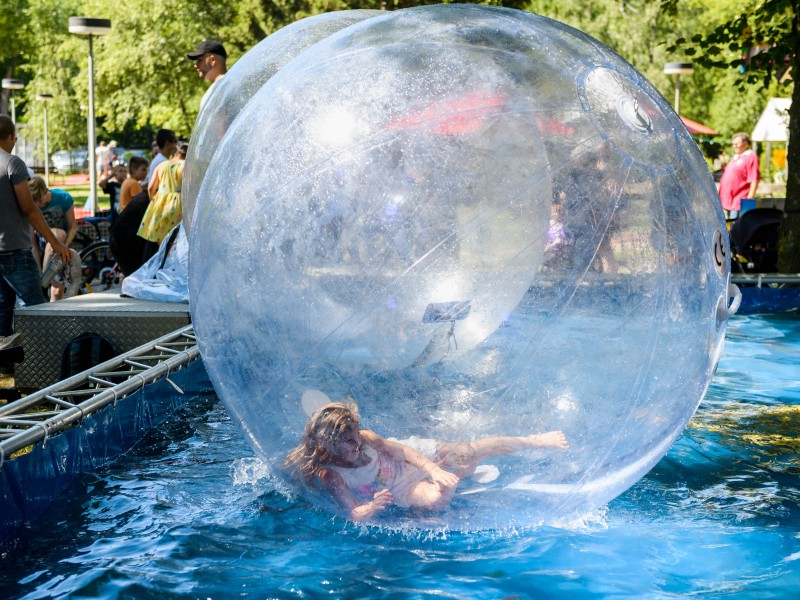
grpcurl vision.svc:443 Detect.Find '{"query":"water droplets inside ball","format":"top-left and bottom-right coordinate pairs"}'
top-left (189, 5), bottom-right (730, 530)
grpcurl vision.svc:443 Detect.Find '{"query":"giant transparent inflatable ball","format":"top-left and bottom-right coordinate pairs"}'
top-left (183, 9), bottom-right (382, 234)
top-left (190, 4), bottom-right (734, 530)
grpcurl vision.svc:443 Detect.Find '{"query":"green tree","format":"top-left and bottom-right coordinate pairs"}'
top-left (523, 0), bottom-right (773, 142)
top-left (22, 0), bottom-right (86, 158)
top-left (669, 0), bottom-right (798, 272)
top-left (14, 0), bottom-right (235, 151)
top-left (1, 0), bottom-right (34, 117)
top-left (79, 0), bottom-right (235, 135)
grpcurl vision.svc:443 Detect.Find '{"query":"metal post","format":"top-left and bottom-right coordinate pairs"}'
top-left (37, 94), bottom-right (54, 185)
top-left (663, 62), bottom-right (693, 116)
top-left (44, 103), bottom-right (50, 187)
top-left (70, 17), bottom-right (111, 217)
top-left (87, 34), bottom-right (97, 216)
top-left (2, 79), bottom-right (25, 124)
top-left (43, 102), bottom-right (50, 185)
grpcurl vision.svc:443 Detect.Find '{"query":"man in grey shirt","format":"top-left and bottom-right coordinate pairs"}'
top-left (0, 115), bottom-right (70, 348)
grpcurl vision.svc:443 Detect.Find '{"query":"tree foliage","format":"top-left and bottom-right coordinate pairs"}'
top-left (22, 0), bottom-right (85, 154)
top-left (669, 0), bottom-right (799, 271)
top-left (5, 0), bottom-right (797, 270)
top-left (0, 0), bottom-right (35, 116)
top-left (8, 0), bottom-right (768, 144)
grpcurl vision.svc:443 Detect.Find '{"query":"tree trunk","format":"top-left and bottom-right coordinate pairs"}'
top-left (777, 5), bottom-right (800, 273)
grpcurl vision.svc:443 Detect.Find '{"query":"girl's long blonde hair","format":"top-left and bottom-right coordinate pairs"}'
top-left (284, 402), bottom-right (359, 486)
top-left (28, 175), bottom-right (48, 203)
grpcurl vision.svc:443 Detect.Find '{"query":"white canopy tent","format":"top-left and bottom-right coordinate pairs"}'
top-left (752, 98), bottom-right (791, 184)
top-left (752, 98), bottom-right (790, 142)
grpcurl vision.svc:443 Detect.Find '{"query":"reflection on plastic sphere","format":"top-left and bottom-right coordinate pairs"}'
top-left (189, 5), bottom-right (730, 530)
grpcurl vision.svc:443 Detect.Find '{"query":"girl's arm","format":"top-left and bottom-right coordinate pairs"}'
top-left (361, 430), bottom-right (460, 489)
top-left (319, 468), bottom-right (393, 522)
top-left (64, 206), bottom-right (77, 247)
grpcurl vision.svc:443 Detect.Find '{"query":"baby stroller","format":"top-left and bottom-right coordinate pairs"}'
top-left (729, 208), bottom-right (783, 273)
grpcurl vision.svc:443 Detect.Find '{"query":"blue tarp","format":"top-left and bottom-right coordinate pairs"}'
top-left (737, 285), bottom-right (800, 315)
top-left (0, 360), bottom-right (211, 548)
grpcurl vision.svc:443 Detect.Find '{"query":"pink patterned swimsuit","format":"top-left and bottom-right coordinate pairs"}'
top-left (328, 445), bottom-right (426, 507)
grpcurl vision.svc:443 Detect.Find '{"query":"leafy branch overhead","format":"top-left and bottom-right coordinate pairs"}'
top-left (666, 0), bottom-right (796, 91)
top-left (668, 0), bottom-right (799, 272)
top-left (5, 0), bottom-right (800, 271)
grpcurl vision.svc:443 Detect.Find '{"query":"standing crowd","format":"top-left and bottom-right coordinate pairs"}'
top-left (0, 39), bottom-right (227, 374)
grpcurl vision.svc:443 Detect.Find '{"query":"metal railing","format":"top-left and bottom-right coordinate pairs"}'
top-left (0, 325), bottom-right (199, 466)
top-left (730, 273), bottom-right (800, 286)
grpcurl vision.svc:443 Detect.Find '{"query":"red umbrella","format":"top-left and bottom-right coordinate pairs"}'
top-left (680, 115), bottom-right (717, 135)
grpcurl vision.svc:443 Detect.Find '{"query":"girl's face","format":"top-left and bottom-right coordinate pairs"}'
top-left (332, 424), bottom-right (363, 464)
top-left (36, 190), bottom-right (52, 209)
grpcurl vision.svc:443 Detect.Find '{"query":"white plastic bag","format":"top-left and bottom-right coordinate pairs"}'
top-left (121, 224), bottom-right (189, 303)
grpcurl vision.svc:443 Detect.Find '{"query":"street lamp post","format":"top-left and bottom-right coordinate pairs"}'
top-left (663, 62), bottom-right (694, 116)
top-left (36, 93), bottom-right (54, 185)
top-left (69, 16), bottom-right (112, 217)
top-left (2, 78), bottom-right (25, 122)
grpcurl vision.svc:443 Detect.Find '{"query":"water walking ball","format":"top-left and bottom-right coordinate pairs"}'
top-left (189, 4), bottom-right (735, 530)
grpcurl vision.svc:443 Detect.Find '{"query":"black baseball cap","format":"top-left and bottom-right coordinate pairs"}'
top-left (187, 39), bottom-right (227, 60)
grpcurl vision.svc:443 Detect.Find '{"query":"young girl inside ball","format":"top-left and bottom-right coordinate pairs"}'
top-left (284, 402), bottom-right (569, 522)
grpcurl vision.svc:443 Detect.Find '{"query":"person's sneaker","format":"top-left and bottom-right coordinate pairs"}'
top-left (0, 332), bottom-right (22, 351)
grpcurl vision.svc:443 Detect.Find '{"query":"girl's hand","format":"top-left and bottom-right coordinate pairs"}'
top-left (352, 489), bottom-right (393, 521)
top-left (371, 488), bottom-right (394, 509)
top-left (430, 466), bottom-right (459, 490)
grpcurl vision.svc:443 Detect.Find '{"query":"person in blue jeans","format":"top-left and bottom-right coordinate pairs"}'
top-left (0, 116), bottom-right (71, 353)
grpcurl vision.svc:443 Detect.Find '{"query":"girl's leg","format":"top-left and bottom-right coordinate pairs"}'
top-left (42, 244), bottom-right (65, 302)
top-left (42, 243), bottom-right (53, 272)
top-left (404, 478), bottom-right (456, 511)
top-left (433, 442), bottom-right (478, 478)
top-left (472, 432), bottom-right (569, 460)
top-left (43, 229), bottom-right (68, 302)
top-left (41, 228), bottom-right (66, 270)
top-left (434, 432), bottom-right (569, 478)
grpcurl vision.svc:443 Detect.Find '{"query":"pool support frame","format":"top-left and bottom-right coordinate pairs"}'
top-left (0, 325), bottom-right (210, 547)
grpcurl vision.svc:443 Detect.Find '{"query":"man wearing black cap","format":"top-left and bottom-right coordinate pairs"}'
top-left (187, 39), bottom-right (228, 110)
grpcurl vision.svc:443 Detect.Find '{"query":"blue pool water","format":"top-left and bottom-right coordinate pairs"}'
top-left (1, 313), bottom-right (799, 598)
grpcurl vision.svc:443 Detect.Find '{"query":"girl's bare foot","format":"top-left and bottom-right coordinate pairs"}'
top-left (527, 431), bottom-right (569, 450)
